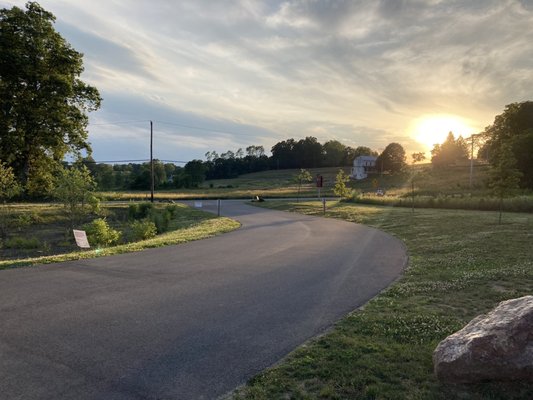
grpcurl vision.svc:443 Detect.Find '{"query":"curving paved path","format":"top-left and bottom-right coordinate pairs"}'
top-left (0, 201), bottom-right (407, 400)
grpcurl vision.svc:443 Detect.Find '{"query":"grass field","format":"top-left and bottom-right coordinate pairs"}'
top-left (99, 164), bottom-right (533, 213)
top-left (98, 167), bottom-right (350, 201)
top-left (0, 203), bottom-right (239, 269)
top-left (233, 200), bottom-right (533, 399)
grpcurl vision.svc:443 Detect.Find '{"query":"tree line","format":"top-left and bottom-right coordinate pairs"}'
top-left (75, 140), bottom-right (382, 191)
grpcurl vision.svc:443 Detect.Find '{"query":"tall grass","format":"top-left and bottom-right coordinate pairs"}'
top-left (350, 193), bottom-right (533, 213)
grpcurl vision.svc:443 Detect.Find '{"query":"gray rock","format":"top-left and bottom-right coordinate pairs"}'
top-left (433, 295), bottom-right (533, 383)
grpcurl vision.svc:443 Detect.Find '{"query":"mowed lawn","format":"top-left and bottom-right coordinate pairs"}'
top-left (234, 201), bottom-right (533, 400)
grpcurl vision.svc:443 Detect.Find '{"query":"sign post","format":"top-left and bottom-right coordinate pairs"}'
top-left (316, 174), bottom-right (323, 198)
top-left (73, 230), bottom-right (90, 249)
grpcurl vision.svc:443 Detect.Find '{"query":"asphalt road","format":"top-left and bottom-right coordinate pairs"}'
top-left (0, 201), bottom-right (407, 400)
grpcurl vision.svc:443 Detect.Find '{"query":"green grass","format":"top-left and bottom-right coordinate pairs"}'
top-left (233, 201), bottom-right (533, 400)
top-left (98, 164), bottom-right (533, 213)
top-left (98, 167), bottom-right (350, 201)
top-left (0, 203), bottom-right (240, 270)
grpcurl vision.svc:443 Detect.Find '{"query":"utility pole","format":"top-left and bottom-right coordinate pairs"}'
top-left (150, 120), bottom-right (154, 203)
top-left (469, 133), bottom-right (480, 189)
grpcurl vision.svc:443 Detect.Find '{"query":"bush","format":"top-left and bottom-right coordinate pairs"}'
top-left (129, 219), bottom-right (157, 241)
top-left (128, 202), bottom-right (154, 220)
top-left (165, 204), bottom-right (179, 218)
top-left (153, 210), bottom-right (172, 234)
top-left (84, 218), bottom-right (121, 247)
top-left (5, 236), bottom-right (40, 249)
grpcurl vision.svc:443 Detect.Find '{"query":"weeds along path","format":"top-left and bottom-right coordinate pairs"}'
top-left (0, 200), bottom-right (407, 400)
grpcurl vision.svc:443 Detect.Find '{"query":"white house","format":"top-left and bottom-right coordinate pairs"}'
top-left (350, 156), bottom-right (377, 180)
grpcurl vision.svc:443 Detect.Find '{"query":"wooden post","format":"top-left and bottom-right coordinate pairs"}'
top-left (150, 120), bottom-right (154, 203)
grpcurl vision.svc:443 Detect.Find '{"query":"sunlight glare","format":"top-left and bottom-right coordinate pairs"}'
top-left (411, 115), bottom-right (476, 149)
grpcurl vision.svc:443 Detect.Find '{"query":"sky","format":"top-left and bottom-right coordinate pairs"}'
top-left (2, 0), bottom-right (533, 164)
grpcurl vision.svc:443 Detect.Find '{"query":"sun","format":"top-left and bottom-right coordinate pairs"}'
top-left (411, 115), bottom-right (476, 149)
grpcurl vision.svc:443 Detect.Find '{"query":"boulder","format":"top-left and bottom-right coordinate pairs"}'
top-left (433, 295), bottom-right (533, 383)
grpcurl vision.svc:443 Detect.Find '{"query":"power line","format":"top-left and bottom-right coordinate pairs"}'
top-left (73, 158), bottom-right (188, 164)
top-left (89, 119), bottom-right (392, 144)
top-left (155, 120), bottom-right (268, 138)
top-left (90, 120), bottom-right (150, 126)
top-left (77, 159), bottom-right (149, 163)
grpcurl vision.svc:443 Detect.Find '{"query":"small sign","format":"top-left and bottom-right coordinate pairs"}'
top-left (316, 175), bottom-right (323, 188)
top-left (73, 229), bottom-right (90, 249)
top-left (194, 201), bottom-right (203, 208)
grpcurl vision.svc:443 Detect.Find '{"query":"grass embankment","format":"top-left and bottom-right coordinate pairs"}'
top-left (234, 201), bottom-right (533, 400)
top-left (0, 203), bottom-right (239, 270)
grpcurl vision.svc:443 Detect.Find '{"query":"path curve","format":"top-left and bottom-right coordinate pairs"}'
top-left (0, 201), bottom-right (407, 400)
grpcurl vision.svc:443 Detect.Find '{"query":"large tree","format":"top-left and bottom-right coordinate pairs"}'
top-left (482, 101), bottom-right (533, 188)
top-left (430, 132), bottom-right (469, 168)
top-left (0, 2), bottom-right (101, 195)
top-left (376, 143), bottom-right (406, 174)
top-left (323, 140), bottom-right (346, 167)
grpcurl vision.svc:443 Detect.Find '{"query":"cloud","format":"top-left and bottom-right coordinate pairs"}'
top-left (55, 21), bottom-right (158, 82)
top-left (2, 0), bottom-right (533, 161)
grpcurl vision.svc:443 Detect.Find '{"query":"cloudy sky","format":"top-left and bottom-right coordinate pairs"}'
top-left (2, 0), bottom-right (533, 164)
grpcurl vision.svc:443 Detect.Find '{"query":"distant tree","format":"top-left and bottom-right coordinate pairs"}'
top-left (205, 151), bottom-right (219, 162)
top-left (411, 152), bottom-right (426, 164)
top-left (130, 161), bottom-right (166, 190)
top-left (163, 163), bottom-right (177, 185)
top-left (271, 139), bottom-right (297, 169)
top-left (294, 137), bottom-right (323, 168)
top-left (323, 140), bottom-right (346, 167)
top-left (293, 169), bottom-right (312, 202)
top-left (184, 160), bottom-right (207, 187)
top-left (333, 169), bottom-right (351, 198)
top-left (430, 132), bottom-right (469, 168)
top-left (0, 2), bottom-right (101, 195)
top-left (220, 150), bottom-right (235, 160)
top-left (489, 142), bottom-right (522, 224)
top-left (235, 148), bottom-right (244, 158)
top-left (482, 101), bottom-right (533, 188)
top-left (0, 161), bottom-right (22, 238)
top-left (376, 143), bottom-right (406, 174)
top-left (52, 165), bottom-right (98, 229)
top-left (93, 163), bottom-right (115, 190)
top-left (0, 161), bottom-right (21, 202)
top-left (353, 146), bottom-right (378, 158)
top-left (246, 145), bottom-right (265, 157)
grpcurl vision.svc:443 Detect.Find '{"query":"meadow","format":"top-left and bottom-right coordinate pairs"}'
top-left (99, 164), bottom-right (533, 213)
top-left (233, 200), bottom-right (533, 399)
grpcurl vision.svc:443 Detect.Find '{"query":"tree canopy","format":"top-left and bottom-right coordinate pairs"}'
top-left (482, 101), bottom-right (533, 188)
top-left (376, 143), bottom-right (406, 174)
top-left (430, 132), bottom-right (469, 168)
top-left (0, 2), bottom-right (101, 195)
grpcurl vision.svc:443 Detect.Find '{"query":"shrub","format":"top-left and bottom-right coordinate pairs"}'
top-left (153, 210), bottom-right (172, 234)
top-left (128, 202), bottom-right (154, 220)
top-left (5, 236), bottom-right (40, 249)
top-left (129, 219), bottom-right (157, 241)
top-left (165, 204), bottom-right (179, 218)
top-left (84, 218), bottom-right (121, 247)
top-left (16, 214), bottom-right (33, 229)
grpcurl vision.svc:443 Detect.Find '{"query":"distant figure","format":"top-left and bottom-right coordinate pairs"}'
top-left (253, 195), bottom-right (265, 202)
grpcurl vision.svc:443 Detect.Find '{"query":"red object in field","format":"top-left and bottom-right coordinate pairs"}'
top-left (316, 175), bottom-right (323, 188)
